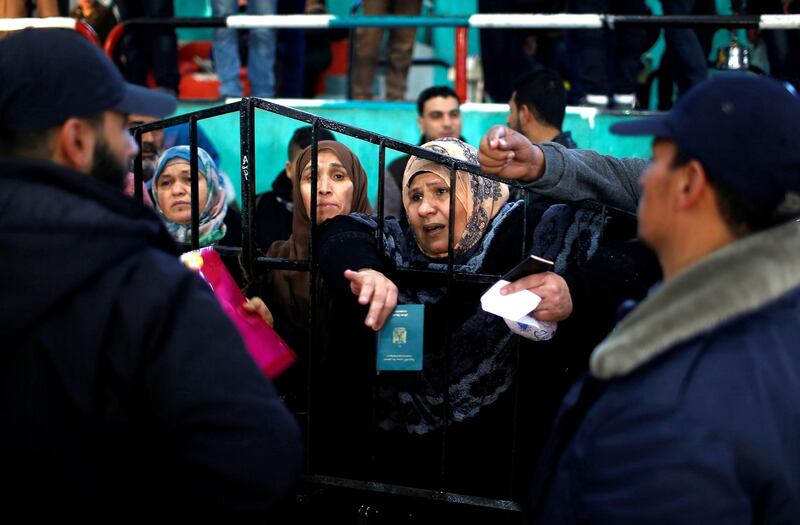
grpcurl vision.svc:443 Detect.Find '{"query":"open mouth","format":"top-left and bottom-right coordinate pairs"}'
top-left (423, 224), bottom-right (446, 236)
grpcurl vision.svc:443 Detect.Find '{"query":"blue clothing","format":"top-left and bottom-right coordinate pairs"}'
top-left (0, 157), bottom-right (302, 518)
top-left (212, 0), bottom-right (277, 98)
top-left (527, 220), bottom-right (800, 524)
top-left (663, 0), bottom-right (709, 95)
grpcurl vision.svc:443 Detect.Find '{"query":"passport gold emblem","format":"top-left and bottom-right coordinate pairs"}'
top-left (392, 327), bottom-right (407, 345)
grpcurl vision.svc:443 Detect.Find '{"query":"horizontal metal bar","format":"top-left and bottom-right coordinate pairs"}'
top-left (0, 17), bottom-right (75, 31)
top-left (249, 98), bottom-right (495, 177)
top-left (133, 102), bottom-right (240, 133)
top-left (227, 14), bottom-right (335, 28)
top-left (254, 257), bottom-right (312, 272)
top-left (6, 14), bottom-right (799, 33)
top-left (213, 246), bottom-right (242, 257)
top-left (760, 14), bottom-right (800, 29)
top-left (122, 17), bottom-right (225, 28)
top-left (469, 13), bottom-right (602, 28)
top-left (177, 244), bottom-right (243, 257)
top-left (90, 14), bottom-right (800, 31)
top-left (304, 475), bottom-right (521, 512)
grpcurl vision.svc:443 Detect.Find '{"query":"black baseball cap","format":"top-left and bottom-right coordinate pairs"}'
top-left (0, 28), bottom-right (176, 133)
top-left (611, 74), bottom-right (800, 210)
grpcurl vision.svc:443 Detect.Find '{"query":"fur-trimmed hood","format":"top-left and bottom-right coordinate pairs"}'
top-left (591, 220), bottom-right (800, 379)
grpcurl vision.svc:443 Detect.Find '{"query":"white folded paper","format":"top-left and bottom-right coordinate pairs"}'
top-left (480, 279), bottom-right (541, 321)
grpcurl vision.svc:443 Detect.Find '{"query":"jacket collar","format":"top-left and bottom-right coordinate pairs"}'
top-left (590, 220), bottom-right (800, 379)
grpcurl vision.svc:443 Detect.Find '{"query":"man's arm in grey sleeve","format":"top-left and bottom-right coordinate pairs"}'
top-left (526, 142), bottom-right (647, 214)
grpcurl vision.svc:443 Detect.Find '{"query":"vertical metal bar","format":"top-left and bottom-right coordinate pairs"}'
top-left (440, 161), bottom-right (458, 487)
top-left (455, 27), bottom-right (468, 103)
top-left (189, 116), bottom-right (200, 251)
top-left (370, 140), bottom-right (388, 474)
top-left (508, 186), bottom-right (533, 499)
top-left (377, 141), bottom-right (386, 253)
top-left (240, 98), bottom-right (256, 280)
top-left (306, 120), bottom-right (320, 473)
top-left (133, 129), bottom-right (143, 203)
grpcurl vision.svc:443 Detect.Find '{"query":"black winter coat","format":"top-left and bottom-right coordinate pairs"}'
top-left (0, 158), bottom-right (302, 519)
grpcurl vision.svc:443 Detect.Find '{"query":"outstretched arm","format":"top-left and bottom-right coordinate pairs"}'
top-left (479, 125), bottom-right (647, 213)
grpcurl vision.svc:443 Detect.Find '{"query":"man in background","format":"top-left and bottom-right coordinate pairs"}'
top-left (508, 68), bottom-right (577, 149)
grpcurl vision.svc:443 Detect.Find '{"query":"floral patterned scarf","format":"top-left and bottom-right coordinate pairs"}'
top-left (402, 137), bottom-right (509, 258)
top-left (151, 145), bottom-right (228, 246)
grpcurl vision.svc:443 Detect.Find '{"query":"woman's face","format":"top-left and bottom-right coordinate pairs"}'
top-left (155, 159), bottom-right (209, 224)
top-left (300, 150), bottom-right (354, 225)
top-left (406, 172), bottom-right (467, 258)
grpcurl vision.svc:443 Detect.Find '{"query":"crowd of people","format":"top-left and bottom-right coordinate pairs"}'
top-left (2, 9), bottom-right (800, 525)
top-left (5, 0), bottom-right (798, 106)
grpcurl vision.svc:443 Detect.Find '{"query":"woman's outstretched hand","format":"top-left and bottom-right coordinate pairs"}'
top-left (344, 269), bottom-right (398, 331)
top-left (243, 296), bottom-right (274, 328)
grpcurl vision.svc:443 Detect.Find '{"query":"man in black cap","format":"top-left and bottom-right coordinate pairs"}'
top-left (0, 29), bottom-right (302, 518)
top-left (482, 75), bottom-right (800, 522)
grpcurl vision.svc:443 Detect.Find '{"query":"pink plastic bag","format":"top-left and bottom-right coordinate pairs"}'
top-left (181, 247), bottom-right (296, 378)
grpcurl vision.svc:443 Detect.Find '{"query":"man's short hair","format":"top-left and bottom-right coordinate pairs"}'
top-left (287, 126), bottom-right (336, 159)
top-left (671, 146), bottom-right (795, 235)
top-left (416, 86), bottom-right (461, 116)
top-left (512, 69), bottom-right (567, 130)
top-left (0, 114), bottom-right (103, 158)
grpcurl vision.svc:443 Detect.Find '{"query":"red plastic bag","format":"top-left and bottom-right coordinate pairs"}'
top-left (181, 247), bottom-right (296, 378)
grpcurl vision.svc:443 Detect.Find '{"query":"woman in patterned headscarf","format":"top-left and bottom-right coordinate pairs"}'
top-left (314, 137), bottom-right (658, 501)
top-left (151, 145), bottom-right (233, 247)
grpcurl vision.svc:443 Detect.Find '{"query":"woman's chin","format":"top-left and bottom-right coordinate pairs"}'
top-left (417, 241), bottom-right (449, 258)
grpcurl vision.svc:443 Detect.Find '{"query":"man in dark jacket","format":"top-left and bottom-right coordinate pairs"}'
top-left (489, 75), bottom-right (800, 522)
top-left (0, 29), bottom-right (302, 518)
top-left (508, 68), bottom-right (578, 149)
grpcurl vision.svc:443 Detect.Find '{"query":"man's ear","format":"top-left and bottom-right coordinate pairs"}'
top-left (53, 117), bottom-right (96, 173)
top-left (285, 160), bottom-right (294, 181)
top-left (518, 104), bottom-right (532, 127)
top-left (417, 115), bottom-right (425, 136)
top-left (675, 160), bottom-right (708, 210)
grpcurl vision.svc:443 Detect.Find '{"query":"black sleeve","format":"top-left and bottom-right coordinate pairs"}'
top-left (315, 215), bottom-right (387, 300)
top-left (558, 236), bottom-right (661, 371)
top-left (122, 254), bottom-right (303, 513)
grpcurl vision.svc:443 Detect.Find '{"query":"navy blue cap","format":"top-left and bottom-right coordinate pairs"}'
top-left (0, 28), bottom-right (176, 133)
top-left (611, 74), bottom-right (800, 210)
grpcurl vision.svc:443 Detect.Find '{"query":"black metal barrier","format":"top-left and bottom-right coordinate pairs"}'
top-left (131, 98), bottom-right (631, 520)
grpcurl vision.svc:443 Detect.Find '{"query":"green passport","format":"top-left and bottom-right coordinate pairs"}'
top-left (376, 304), bottom-right (424, 372)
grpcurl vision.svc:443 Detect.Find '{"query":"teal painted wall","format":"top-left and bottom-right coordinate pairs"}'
top-left (172, 100), bottom-right (652, 207)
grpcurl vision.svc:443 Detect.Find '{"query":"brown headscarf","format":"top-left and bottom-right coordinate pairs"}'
top-left (265, 141), bottom-right (372, 332)
top-left (402, 137), bottom-right (509, 258)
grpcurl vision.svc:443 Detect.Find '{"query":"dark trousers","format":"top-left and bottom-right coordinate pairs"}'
top-left (276, 0), bottom-right (305, 97)
top-left (115, 0), bottom-right (180, 92)
top-left (569, 0), bottom-right (647, 95)
top-left (662, 0), bottom-right (708, 95)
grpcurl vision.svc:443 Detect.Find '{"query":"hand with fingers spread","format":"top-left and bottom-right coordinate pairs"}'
top-left (243, 296), bottom-right (275, 328)
top-left (478, 125), bottom-right (546, 182)
top-left (500, 272), bottom-right (573, 322)
top-left (344, 268), bottom-right (399, 331)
